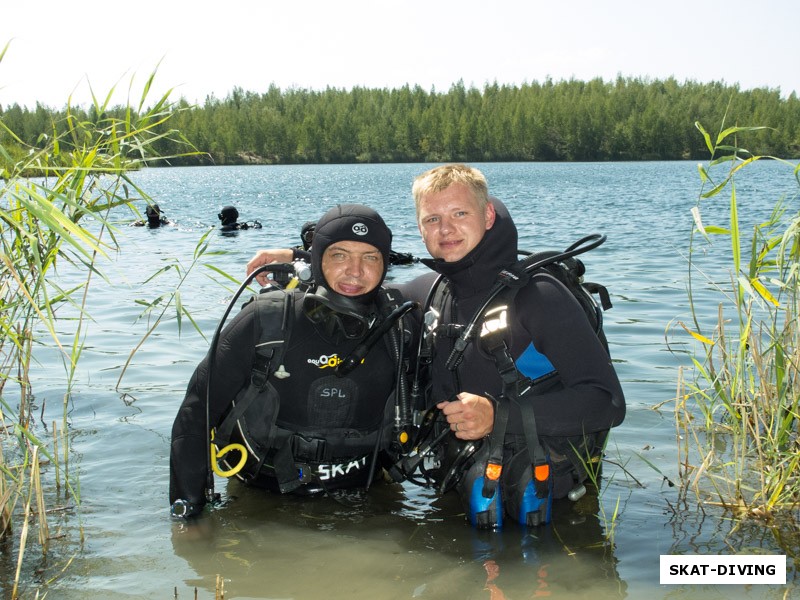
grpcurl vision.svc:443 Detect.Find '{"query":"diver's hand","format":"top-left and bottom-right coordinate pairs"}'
top-left (437, 392), bottom-right (494, 440)
top-left (246, 249), bottom-right (294, 286)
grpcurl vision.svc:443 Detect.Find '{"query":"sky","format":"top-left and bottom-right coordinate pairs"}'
top-left (1, 0), bottom-right (798, 109)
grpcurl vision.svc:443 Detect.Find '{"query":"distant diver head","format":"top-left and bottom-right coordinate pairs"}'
top-left (300, 221), bottom-right (316, 250)
top-left (146, 204), bottom-right (163, 227)
top-left (218, 205), bottom-right (239, 226)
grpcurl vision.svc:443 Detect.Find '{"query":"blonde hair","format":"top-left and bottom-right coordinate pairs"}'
top-left (411, 164), bottom-right (489, 215)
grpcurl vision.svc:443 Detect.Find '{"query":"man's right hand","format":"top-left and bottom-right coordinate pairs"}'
top-left (437, 392), bottom-right (495, 440)
top-left (246, 249), bottom-right (294, 286)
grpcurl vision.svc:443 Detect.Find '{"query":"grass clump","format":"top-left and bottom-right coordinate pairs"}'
top-left (673, 115), bottom-right (800, 557)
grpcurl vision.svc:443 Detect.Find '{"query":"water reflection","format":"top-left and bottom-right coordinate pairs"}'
top-left (171, 479), bottom-right (626, 599)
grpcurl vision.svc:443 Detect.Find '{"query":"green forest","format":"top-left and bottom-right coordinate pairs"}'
top-left (2, 76), bottom-right (799, 166)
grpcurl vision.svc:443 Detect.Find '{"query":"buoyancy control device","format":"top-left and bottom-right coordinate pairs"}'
top-left (398, 234), bottom-right (614, 529)
top-left (204, 261), bottom-right (416, 501)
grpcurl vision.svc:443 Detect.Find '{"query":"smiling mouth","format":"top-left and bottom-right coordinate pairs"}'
top-left (337, 282), bottom-right (364, 295)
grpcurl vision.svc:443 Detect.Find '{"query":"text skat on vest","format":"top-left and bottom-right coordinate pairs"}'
top-left (212, 287), bottom-right (406, 492)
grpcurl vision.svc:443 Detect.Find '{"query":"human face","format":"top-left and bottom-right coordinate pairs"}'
top-left (321, 240), bottom-right (384, 296)
top-left (416, 183), bottom-right (496, 262)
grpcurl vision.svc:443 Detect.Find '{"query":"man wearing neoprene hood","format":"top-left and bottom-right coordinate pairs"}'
top-left (170, 204), bottom-right (408, 518)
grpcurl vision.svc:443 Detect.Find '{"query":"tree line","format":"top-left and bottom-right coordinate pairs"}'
top-left (2, 76), bottom-right (799, 167)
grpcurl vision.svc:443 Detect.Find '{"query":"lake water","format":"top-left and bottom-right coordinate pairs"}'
top-left (5, 161), bottom-right (798, 599)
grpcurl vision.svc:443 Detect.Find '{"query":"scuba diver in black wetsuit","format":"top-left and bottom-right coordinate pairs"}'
top-left (132, 203), bottom-right (171, 228)
top-left (397, 164), bottom-right (625, 528)
top-left (218, 205), bottom-right (263, 231)
top-left (245, 164), bottom-right (625, 530)
top-left (170, 204), bottom-right (414, 518)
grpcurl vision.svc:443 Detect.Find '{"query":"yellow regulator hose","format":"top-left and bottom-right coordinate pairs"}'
top-left (210, 429), bottom-right (248, 477)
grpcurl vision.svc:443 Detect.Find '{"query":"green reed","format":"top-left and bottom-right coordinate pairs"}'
top-left (672, 115), bottom-right (800, 550)
top-left (1, 40), bottom-right (203, 595)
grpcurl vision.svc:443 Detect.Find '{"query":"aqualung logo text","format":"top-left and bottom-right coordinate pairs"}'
top-left (308, 353), bottom-right (343, 369)
top-left (352, 222), bottom-right (368, 236)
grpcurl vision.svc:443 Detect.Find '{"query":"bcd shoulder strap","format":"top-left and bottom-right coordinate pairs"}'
top-left (214, 289), bottom-right (295, 446)
top-left (478, 290), bottom-right (551, 500)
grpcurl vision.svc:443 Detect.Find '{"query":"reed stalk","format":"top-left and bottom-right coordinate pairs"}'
top-left (216, 574), bottom-right (225, 600)
top-left (673, 115), bottom-right (800, 554)
top-left (52, 421), bottom-right (60, 493)
top-left (32, 445), bottom-right (49, 551)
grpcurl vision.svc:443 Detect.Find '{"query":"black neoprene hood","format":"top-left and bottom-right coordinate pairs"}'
top-left (310, 204), bottom-right (393, 301)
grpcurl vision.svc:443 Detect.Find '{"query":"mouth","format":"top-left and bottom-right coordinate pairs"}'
top-left (335, 282), bottom-right (364, 296)
top-left (438, 239), bottom-right (463, 254)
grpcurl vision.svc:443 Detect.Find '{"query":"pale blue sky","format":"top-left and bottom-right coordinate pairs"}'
top-left (1, 0), bottom-right (797, 108)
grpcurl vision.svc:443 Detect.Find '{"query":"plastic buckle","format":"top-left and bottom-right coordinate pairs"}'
top-left (291, 434), bottom-right (327, 462)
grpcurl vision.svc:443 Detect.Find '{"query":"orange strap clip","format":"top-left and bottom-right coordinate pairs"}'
top-left (534, 463), bottom-right (550, 482)
top-left (485, 462), bottom-right (503, 481)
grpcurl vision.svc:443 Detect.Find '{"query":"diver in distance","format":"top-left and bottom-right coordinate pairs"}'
top-left (132, 203), bottom-right (172, 228)
top-left (218, 205), bottom-right (263, 232)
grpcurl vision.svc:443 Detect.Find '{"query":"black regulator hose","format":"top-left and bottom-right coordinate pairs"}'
top-left (335, 300), bottom-right (417, 377)
top-left (410, 274), bottom-right (445, 414)
top-left (333, 298), bottom-right (417, 490)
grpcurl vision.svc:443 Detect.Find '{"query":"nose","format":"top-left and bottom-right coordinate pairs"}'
top-left (437, 215), bottom-right (456, 235)
top-left (344, 256), bottom-right (364, 277)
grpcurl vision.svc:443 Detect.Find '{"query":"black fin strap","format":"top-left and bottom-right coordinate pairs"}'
top-left (215, 384), bottom-right (260, 445)
top-left (250, 348), bottom-right (275, 388)
top-left (518, 399), bottom-right (550, 497)
top-left (486, 338), bottom-right (519, 385)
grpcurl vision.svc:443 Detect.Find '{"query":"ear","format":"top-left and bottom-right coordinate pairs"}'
top-left (484, 202), bottom-right (496, 230)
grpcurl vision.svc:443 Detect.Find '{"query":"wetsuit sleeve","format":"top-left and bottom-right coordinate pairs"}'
top-left (169, 301), bottom-right (261, 510)
top-left (292, 248), bottom-right (311, 261)
top-left (511, 272), bottom-right (626, 437)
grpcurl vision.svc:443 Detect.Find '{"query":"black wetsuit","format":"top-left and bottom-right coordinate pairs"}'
top-left (169, 288), bottom-right (396, 509)
top-left (398, 199), bottom-right (625, 443)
